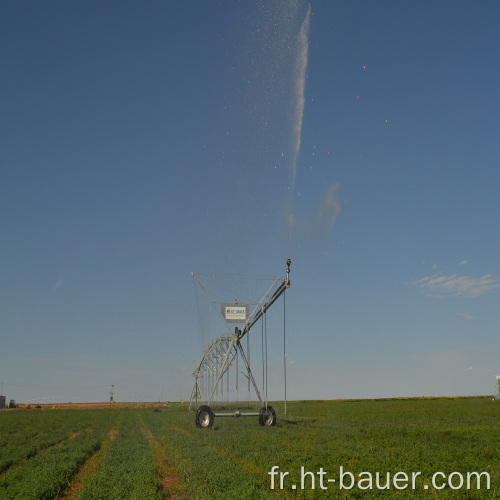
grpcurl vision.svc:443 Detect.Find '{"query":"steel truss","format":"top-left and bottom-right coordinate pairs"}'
top-left (189, 259), bottom-right (291, 428)
top-left (491, 376), bottom-right (500, 401)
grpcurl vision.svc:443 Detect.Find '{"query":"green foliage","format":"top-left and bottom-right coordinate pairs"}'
top-left (1, 399), bottom-right (499, 498)
top-left (141, 399), bottom-right (500, 499)
top-left (0, 410), bottom-right (116, 499)
top-left (77, 410), bottom-right (160, 500)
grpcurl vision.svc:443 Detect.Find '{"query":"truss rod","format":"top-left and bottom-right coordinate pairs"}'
top-left (238, 259), bottom-right (291, 341)
top-left (191, 272), bottom-right (234, 337)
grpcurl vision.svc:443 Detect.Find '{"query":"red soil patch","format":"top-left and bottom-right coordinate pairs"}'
top-left (161, 476), bottom-right (182, 489)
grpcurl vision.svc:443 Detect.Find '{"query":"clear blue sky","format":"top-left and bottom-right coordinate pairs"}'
top-left (2, 1), bottom-right (499, 403)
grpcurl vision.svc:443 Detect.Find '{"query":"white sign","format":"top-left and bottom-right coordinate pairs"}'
top-left (222, 304), bottom-right (248, 323)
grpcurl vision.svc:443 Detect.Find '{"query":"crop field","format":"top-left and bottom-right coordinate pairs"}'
top-left (0, 397), bottom-right (499, 499)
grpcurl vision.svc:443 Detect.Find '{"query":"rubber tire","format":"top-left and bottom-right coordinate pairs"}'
top-left (259, 405), bottom-right (276, 426)
top-left (195, 405), bottom-right (214, 428)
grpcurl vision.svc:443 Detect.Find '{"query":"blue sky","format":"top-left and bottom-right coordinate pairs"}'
top-left (1, 1), bottom-right (499, 403)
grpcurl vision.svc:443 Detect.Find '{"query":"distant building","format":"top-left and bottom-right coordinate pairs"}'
top-left (0, 396), bottom-right (5, 409)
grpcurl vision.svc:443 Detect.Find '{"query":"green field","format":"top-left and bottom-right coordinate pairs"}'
top-left (0, 398), bottom-right (499, 499)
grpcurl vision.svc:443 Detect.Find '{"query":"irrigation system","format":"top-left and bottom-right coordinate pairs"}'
top-left (491, 376), bottom-right (500, 401)
top-left (190, 259), bottom-right (291, 428)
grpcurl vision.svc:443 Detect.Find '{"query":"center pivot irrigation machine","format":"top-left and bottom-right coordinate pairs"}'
top-left (190, 259), bottom-right (291, 428)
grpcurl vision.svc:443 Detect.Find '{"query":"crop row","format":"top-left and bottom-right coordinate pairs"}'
top-left (140, 406), bottom-right (282, 499)
top-left (0, 410), bottom-right (114, 475)
top-left (0, 408), bottom-right (181, 500)
top-left (141, 399), bottom-right (500, 499)
top-left (0, 410), bottom-right (117, 499)
top-left (1, 398), bottom-right (500, 499)
top-left (75, 410), bottom-right (161, 499)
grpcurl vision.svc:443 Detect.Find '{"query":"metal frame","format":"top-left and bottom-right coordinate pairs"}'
top-left (491, 375), bottom-right (500, 401)
top-left (190, 259), bottom-right (291, 425)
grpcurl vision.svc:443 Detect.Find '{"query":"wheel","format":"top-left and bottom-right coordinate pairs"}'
top-left (195, 405), bottom-right (214, 428)
top-left (259, 405), bottom-right (276, 426)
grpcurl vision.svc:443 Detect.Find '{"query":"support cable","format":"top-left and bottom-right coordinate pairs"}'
top-left (191, 272), bottom-right (233, 336)
top-left (261, 313), bottom-right (264, 405)
top-left (264, 304), bottom-right (268, 407)
top-left (247, 333), bottom-right (250, 407)
top-left (284, 289), bottom-right (287, 419)
top-left (192, 275), bottom-right (206, 347)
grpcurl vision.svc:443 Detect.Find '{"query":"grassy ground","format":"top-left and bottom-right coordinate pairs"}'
top-left (0, 397), bottom-right (499, 499)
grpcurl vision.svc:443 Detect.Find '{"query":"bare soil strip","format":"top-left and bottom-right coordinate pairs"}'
top-left (57, 418), bottom-right (122, 500)
top-left (169, 425), bottom-right (192, 437)
top-left (0, 429), bottom-right (87, 480)
top-left (204, 441), bottom-right (290, 499)
top-left (139, 420), bottom-right (188, 499)
top-left (174, 423), bottom-right (288, 498)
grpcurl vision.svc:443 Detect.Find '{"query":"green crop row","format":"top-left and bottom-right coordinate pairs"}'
top-left (0, 410), bottom-right (108, 474)
top-left (77, 410), bottom-right (160, 500)
top-left (141, 398), bottom-right (500, 499)
top-left (0, 408), bottom-right (85, 444)
top-left (1, 398), bottom-right (500, 499)
top-left (140, 406), bottom-right (282, 499)
top-left (0, 411), bottom-right (117, 500)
